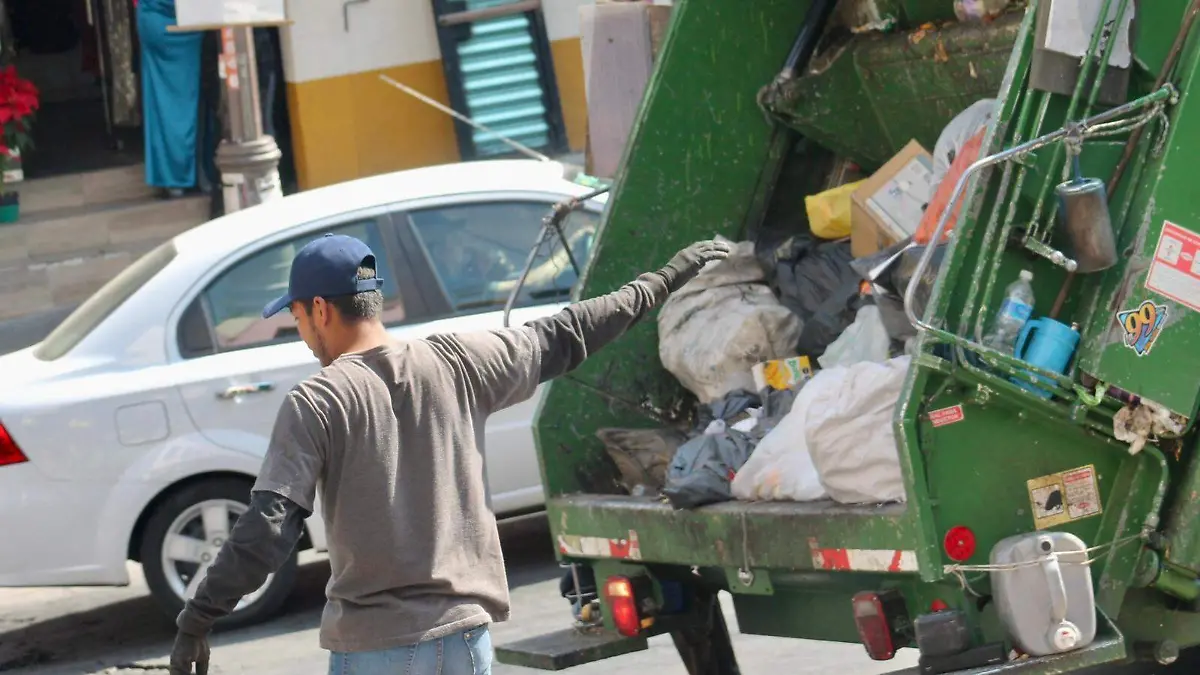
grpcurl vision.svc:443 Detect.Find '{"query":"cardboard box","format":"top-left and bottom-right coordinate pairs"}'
top-left (850, 140), bottom-right (934, 258)
top-left (752, 356), bottom-right (814, 392)
top-left (580, 2), bottom-right (674, 178)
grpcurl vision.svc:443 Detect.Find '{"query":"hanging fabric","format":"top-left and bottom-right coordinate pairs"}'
top-left (99, 0), bottom-right (140, 126)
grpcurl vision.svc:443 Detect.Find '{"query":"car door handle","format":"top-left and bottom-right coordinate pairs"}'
top-left (217, 382), bottom-right (275, 400)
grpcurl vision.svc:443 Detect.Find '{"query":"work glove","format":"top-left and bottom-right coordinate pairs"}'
top-left (168, 627), bottom-right (211, 675)
top-left (658, 240), bottom-right (733, 293)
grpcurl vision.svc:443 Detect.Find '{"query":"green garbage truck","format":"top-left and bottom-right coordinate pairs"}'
top-left (495, 0), bottom-right (1200, 672)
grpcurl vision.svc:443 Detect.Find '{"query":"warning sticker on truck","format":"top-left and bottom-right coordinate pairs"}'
top-left (1027, 465), bottom-right (1102, 530)
top-left (929, 404), bottom-right (965, 427)
top-left (1145, 220), bottom-right (1200, 314)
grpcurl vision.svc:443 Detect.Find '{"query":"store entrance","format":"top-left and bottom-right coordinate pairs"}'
top-left (4, 0), bottom-right (143, 180)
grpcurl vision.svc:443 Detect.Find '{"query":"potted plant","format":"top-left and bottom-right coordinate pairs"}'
top-left (0, 65), bottom-right (39, 224)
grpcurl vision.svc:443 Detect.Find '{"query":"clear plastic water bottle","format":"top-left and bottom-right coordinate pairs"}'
top-left (982, 269), bottom-right (1035, 353)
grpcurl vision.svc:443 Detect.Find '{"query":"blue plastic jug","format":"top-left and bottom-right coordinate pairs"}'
top-left (1010, 317), bottom-right (1080, 399)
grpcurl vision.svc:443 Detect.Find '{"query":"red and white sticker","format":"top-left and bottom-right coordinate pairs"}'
top-left (929, 404), bottom-right (965, 427)
top-left (558, 530), bottom-right (642, 560)
top-left (1146, 220), bottom-right (1200, 314)
top-left (809, 539), bottom-right (918, 573)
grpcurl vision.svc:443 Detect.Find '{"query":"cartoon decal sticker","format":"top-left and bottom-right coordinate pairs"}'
top-left (1116, 299), bottom-right (1168, 357)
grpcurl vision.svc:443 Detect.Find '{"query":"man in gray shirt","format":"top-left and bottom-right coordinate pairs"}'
top-left (169, 232), bottom-right (731, 675)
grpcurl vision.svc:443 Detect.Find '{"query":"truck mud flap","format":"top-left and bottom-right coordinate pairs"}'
top-left (495, 626), bottom-right (649, 670)
top-left (883, 610), bottom-right (1126, 675)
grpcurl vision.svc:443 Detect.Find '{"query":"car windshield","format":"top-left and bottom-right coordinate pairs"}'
top-left (35, 241), bottom-right (178, 361)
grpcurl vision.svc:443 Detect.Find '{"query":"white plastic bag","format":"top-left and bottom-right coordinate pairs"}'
top-left (730, 394), bottom-right (827, 502)
top-left (817, 304), bottom-right (891, 369)
top-left (931, 99), bottom-right (997, 189)
top-left (658, 239), bottom-right (803, 403)
top-left (805, 356), bottom-right (910, 504)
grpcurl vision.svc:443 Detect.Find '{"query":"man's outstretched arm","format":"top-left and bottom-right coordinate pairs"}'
top-left (432, 240), bottom-right (731, 414)
top-left (525, 239), bottom-right (731, 382)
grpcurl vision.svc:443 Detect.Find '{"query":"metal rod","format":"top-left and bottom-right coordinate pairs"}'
top-left (956, 79), bottom-right (1040, 344)
top-left (1107, 0), bottom-right (1200, 196)
top-left (343, 0), bottom-right (369, 32)
top-left (502, 186), bottom-right (612, 328)
top-left (379, 74), bottom-right (552, 162)
top-left (972, 91), bottom-right (1053, 343)
top-left (1082, 0), bottom-right (1131, 118)
top-left (439, 0), bottom-right (541, 27)
top-left (904, 84), bottom-right (1176, 333)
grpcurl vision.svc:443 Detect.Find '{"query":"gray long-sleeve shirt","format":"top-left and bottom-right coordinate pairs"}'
top-left (178, 270), bottom-right (672, 652)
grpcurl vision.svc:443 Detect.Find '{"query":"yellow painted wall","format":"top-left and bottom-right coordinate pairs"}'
top-left (551, 37), bottom-right (588, 154)
top-left (288, 37), bottom-right (588, 191)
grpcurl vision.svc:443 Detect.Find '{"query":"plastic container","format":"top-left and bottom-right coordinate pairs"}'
top-left (982, 270), bottom-right (1035, 353)
top-left (1011, 318), bottom-right (1080, 399)
top-left (990, 531), bottom-right (1096, 657)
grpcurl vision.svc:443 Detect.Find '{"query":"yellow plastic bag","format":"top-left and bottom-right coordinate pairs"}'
top-left (804, 180), bottom-right (864, 240)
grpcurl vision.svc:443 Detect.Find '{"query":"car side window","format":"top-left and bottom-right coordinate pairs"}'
top-left (181, 219), bottom-right (408, 356)
top-left (406, 201), bottom-right (600, 314)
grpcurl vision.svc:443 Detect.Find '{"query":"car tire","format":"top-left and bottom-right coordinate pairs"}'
top-left (140, 477), bottom-right (298, 630)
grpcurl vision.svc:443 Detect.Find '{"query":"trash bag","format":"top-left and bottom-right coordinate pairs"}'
top-left (804, 356), bottom-right (910, 504)
top-left (658, 239), bottom-right (803, 403)
top-left (891, 243), bottom-right (947, 323)
top-left (731, 391), bottom-right (828, 502)
top-left (848, 238), bottom-right (945, 334)
top-left (662, 429), bottom-right (759, 509)
top-left (818, 304), bottom-right (892, 368)
top-left (931, 99), bottom-right (997, 189)
top-left (765, 236), bottom-right (864, 357)
top-left (805, 180), bottom-right (865, 239)
top-left (596, 428), bottom-right (690, 494)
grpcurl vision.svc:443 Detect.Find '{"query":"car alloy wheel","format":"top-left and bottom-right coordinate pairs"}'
top-left (159, 498), bottom-right (274, 610)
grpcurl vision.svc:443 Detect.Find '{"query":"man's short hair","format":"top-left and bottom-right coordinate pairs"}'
top-left (298, 265), bottom-right (383, 321)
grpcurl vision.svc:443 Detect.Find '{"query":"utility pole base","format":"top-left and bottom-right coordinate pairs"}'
top-left (216, 134), bottom-right (283, 213)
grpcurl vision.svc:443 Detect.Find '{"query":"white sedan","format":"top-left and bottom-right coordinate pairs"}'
top-left (0, 159), bottom-right (605, 627)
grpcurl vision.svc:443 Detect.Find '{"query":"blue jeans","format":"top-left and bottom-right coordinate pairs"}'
top-left (329, 626), bottom-right (493, 675)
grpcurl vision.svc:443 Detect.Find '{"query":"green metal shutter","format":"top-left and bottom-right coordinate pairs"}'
top-left (454, 0), bottom-right (553, 156)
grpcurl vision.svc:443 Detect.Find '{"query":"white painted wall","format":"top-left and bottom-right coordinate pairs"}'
top-left (279, 0), bottom-right (593, 84)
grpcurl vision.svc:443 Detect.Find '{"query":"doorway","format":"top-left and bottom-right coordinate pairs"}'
top-left (2, 0), bottom-right (143, 180)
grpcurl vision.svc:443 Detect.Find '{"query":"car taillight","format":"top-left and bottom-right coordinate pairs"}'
top-left (0, 422), bottom-right (28, 467)
top-left (852, 590), bottom-right (908, 660)
top-left (603, 575), bottom-right (658, 637)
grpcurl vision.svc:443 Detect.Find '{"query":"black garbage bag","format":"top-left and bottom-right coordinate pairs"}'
top-left (661, 429), bottom-right (758, 509)
top-left (760, 235), bottom-right (865, 357)
top-left (848, 238), bottom-right (947, 342)
top-left (693, 388), bottom-right (761, 433)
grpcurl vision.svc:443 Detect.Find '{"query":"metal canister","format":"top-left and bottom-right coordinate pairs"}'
top-left (1055, 176), bottom-right (1118, 273)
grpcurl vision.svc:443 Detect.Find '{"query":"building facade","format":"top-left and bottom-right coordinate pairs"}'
top-left (279, 0), bottom-right (590, 190)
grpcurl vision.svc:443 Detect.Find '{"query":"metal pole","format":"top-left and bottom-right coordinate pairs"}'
top-left (215, 25), bottom-right (283, 214)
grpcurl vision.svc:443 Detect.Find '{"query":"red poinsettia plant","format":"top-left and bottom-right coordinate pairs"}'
top-left (0, 65), bottom-right (39, 168)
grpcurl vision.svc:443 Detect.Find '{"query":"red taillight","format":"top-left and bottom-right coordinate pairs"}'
top-left (0, 422), bottom-right (27, 467)
top-left (853, 591), bottom-right (898, 660)
top-left (603, 576), bottom-right (642, 637)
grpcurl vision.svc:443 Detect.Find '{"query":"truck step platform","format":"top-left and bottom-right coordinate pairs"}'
top-left (494, 626), bottom-right (649, 670)
top-left (886, 610), bottom-right (1127, 675)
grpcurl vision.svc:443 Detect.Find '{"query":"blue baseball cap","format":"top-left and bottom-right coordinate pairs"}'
top-left (261, 234), bottom-right (385, 318)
